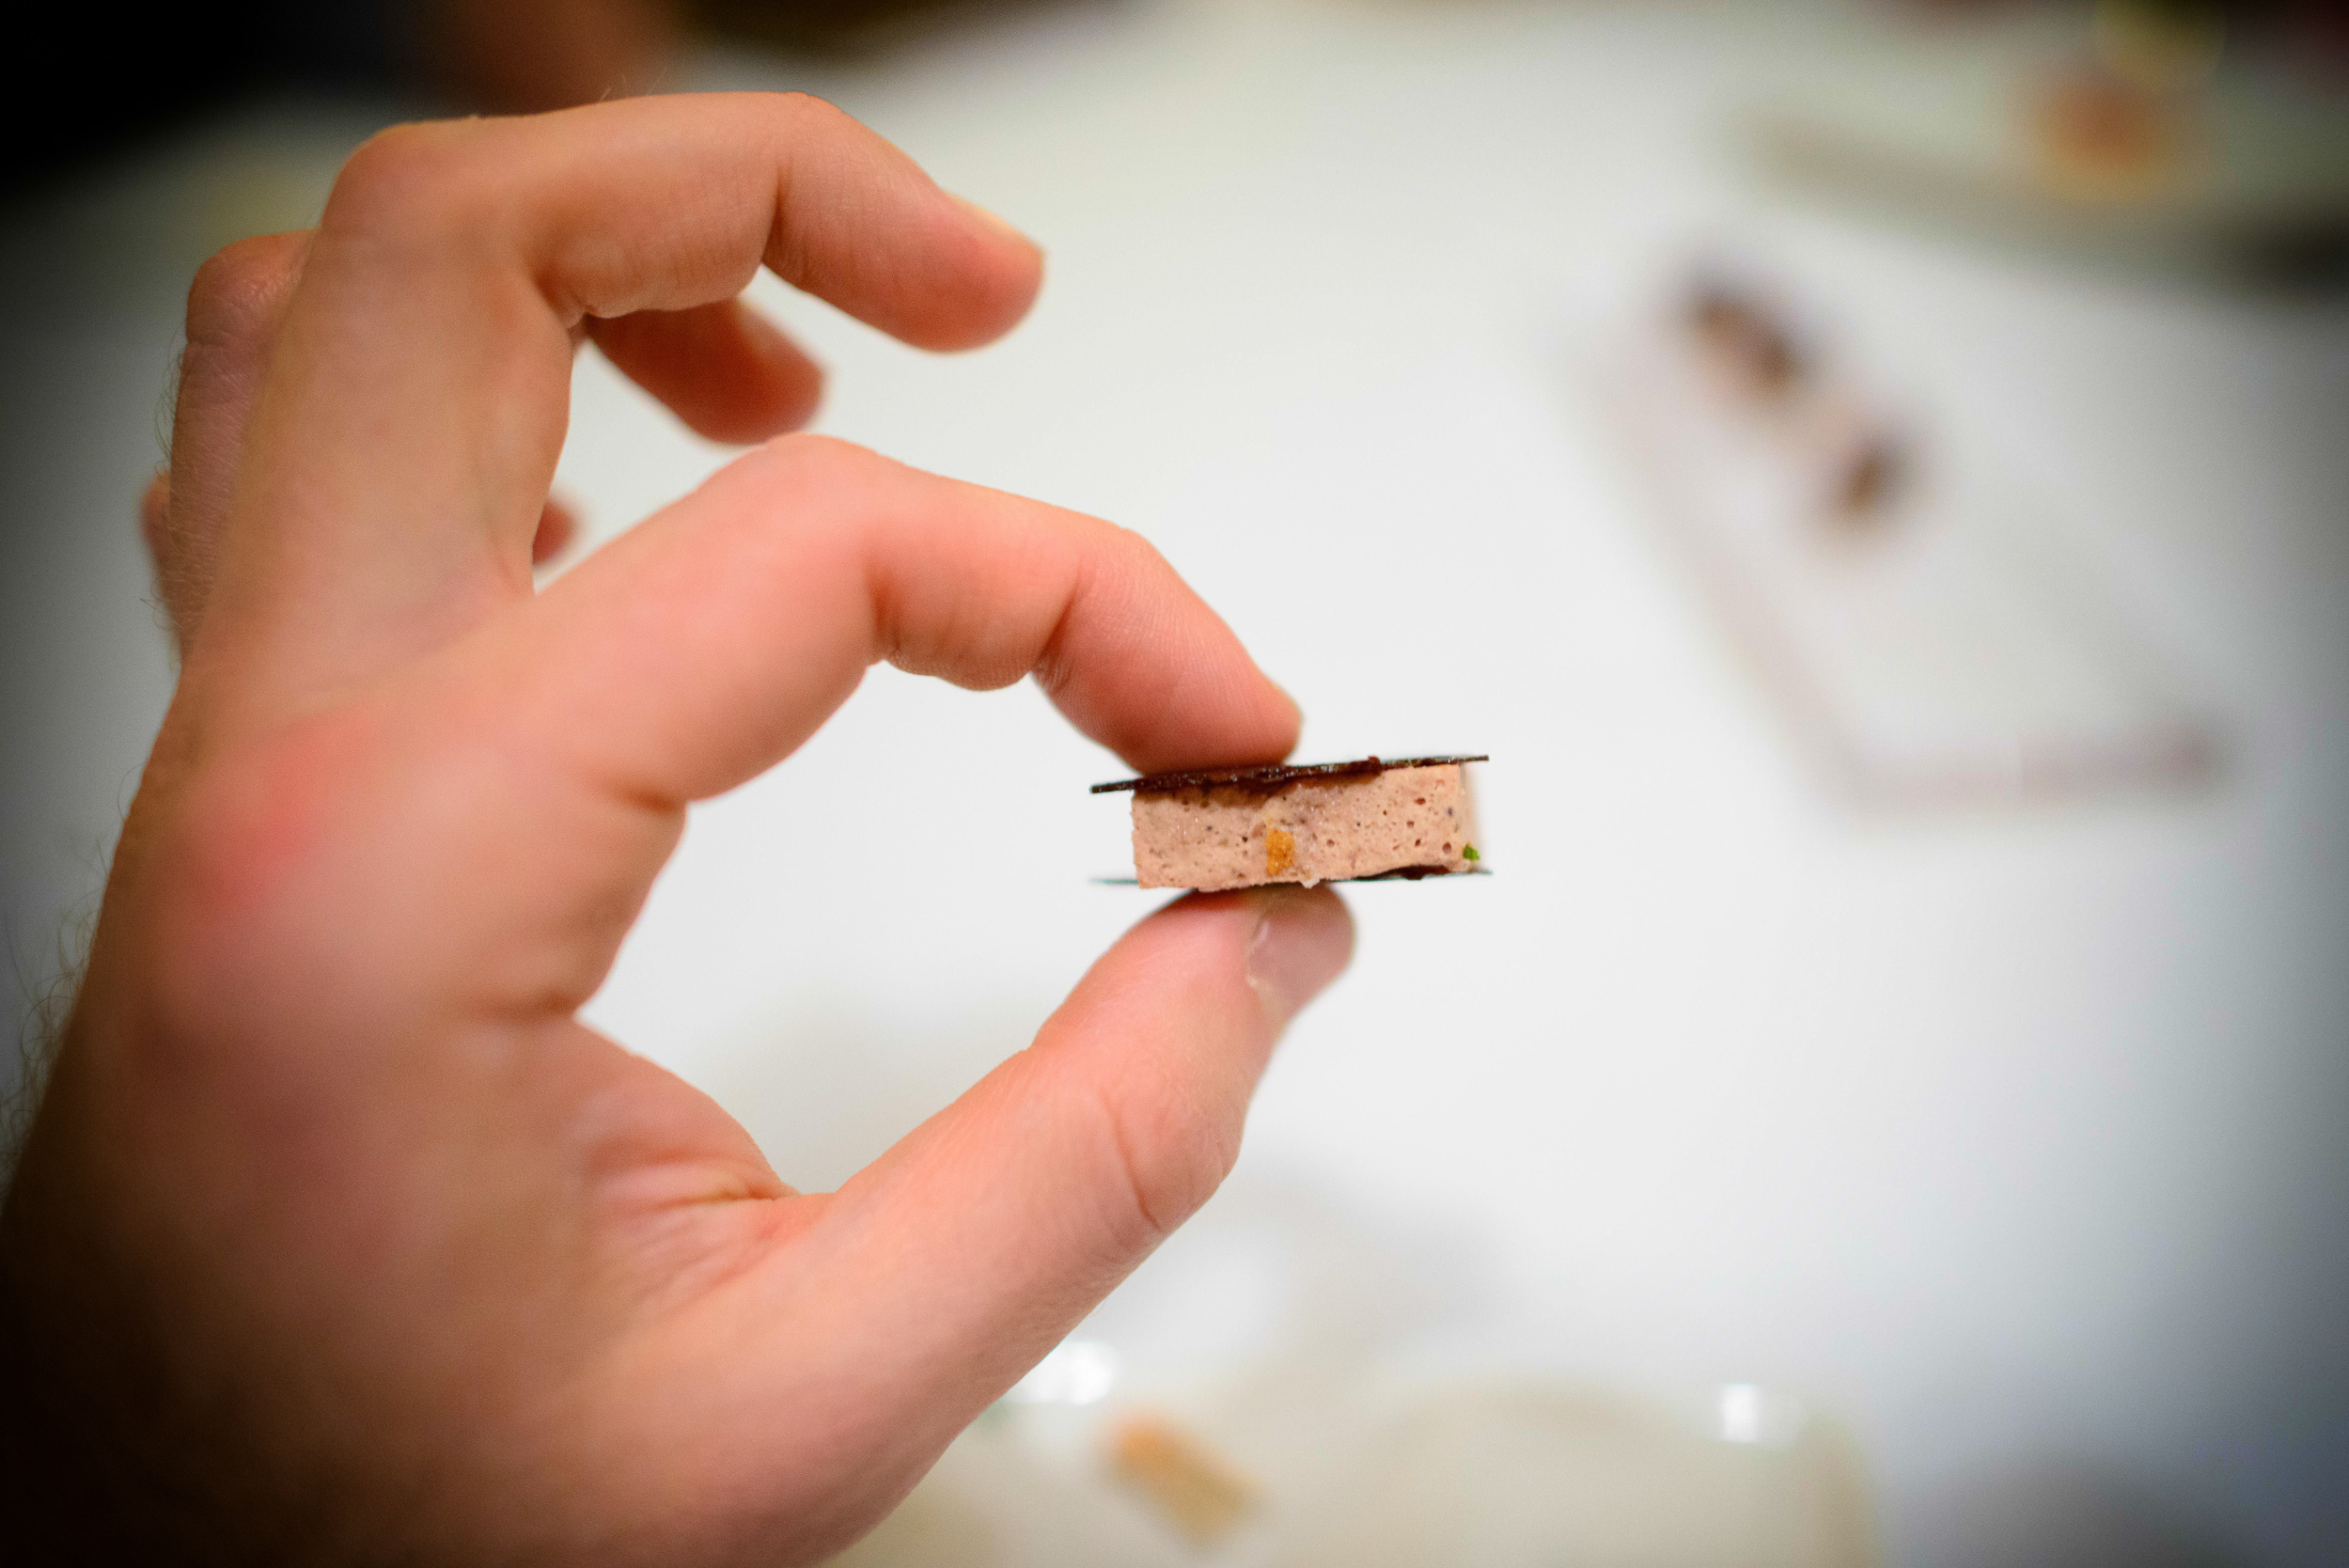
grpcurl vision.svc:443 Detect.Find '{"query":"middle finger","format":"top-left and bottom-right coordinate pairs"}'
top-left (195, 92), bottom-right (1042, 727)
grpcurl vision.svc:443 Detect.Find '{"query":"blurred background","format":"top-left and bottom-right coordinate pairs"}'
top-left (3, 0), bottom-right (2345, 1562)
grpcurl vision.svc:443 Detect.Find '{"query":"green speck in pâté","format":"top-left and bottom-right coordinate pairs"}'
top-left (1463, 844), bottom-right (1480, 861)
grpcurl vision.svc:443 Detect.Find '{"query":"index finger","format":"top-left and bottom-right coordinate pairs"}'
top-left (514, 435), bottom-right (1299, 814)
top-left (196, 94), bottom-right (1041, 722)
top-left (349, 436), bottom-right (1295, 1026)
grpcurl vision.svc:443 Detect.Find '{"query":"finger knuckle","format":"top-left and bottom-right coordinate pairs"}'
top-left (1090, 1064), bottom-right (1242, 1253)
top-left (738, 432), bottom-right (900, 513)
top-left (183, 235), bottom-right (296, 353)
top-left (324, 120), bottom-right (487, 242)
top-left (760, 430), bottom-right (888, 478)
top-left (140, 719), bottom-right (377, 1025)
top-left (772, 89), bottom-right (849, 131)
top-left (1104, 521), bottom-right (1168, 577)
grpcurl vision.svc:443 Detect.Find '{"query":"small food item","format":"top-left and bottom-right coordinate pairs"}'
top-left (1828, 429), bottom-right (1907, 527)
top-left (1680, 272), bottom-right (1911, 539)
top-left (1688, 283), bottom-right (1806, 401)
top-left (1095, 755), bottom-right (1487, 889)
top-left (1106, 1413), bottom-right (1261, 1547)
top-left (2033, 65), bottom-right (2189, 195)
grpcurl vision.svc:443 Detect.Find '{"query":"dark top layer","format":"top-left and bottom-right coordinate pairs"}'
top-left (1090, 754), bottom-right (1489, 795)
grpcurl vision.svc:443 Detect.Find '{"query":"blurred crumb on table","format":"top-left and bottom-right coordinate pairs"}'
top-left (1746, 0), bottom-right (2349, 288)
top-left (1107, 1412), bottom-right (1262, 1547)
top-left (1688, 281), bottom-right (1809, 402)
top-left (2031, 63), bottom-right (2195, 196)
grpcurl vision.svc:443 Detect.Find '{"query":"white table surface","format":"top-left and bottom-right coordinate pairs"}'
top-left (3, 3), bottom-right (2344, 1563)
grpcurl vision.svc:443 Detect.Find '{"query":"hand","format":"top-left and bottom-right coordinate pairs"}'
top-left (0, 93), bottom-right (1353, 1565)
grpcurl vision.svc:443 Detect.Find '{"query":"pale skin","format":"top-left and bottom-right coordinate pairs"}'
top-left (0, 93), bottom-right (1353, 1564)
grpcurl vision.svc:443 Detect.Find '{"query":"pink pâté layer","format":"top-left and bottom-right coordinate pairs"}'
top-left (1107, 757), bottom-right (1483, 890)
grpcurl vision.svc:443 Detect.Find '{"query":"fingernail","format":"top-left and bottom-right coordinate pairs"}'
top-left (951, 194), bottom-right (1042, 257)
top-left (1246, 887), bottom-right (1355, 1030)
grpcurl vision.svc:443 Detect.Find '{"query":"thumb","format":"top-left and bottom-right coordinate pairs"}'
top-left (767, 886), bottom-right (1352, 1425)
